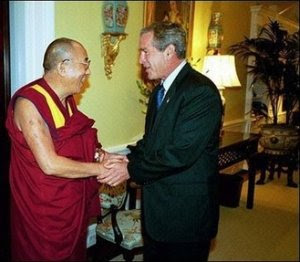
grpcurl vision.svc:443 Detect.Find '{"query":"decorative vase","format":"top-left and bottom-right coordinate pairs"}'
top-left (207, 12), bottom-right (224, 53)
top-left (102, 1), bottom-right (128, 34)
top-left (259, 124), bottom-right (300, 155)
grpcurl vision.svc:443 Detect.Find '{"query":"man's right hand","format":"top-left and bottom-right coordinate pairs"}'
top-left (97, 160), bottom-right (130, 186)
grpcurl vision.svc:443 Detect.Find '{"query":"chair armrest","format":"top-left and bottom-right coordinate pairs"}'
top-left (129, 180), bottom-right (141, 189)
top-left (96, 205), bottom-right (124, 246)
top-left (110, 205), bottom-right (123, 245)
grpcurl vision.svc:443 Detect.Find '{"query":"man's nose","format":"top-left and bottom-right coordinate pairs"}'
top-left (139, 53), bottom-right (145, 65)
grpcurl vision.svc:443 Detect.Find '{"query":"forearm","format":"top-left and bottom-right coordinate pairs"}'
top-left (43, 150), bottom-right (129, 179)
top-left (40, 154), bottom-right (105, 179)
top-left (127, 147), bottom-right (184, 184)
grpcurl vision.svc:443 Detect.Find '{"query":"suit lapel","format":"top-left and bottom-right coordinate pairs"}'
top-left (151, 63), bottom-right (192, 131)
top-left (145, 85), bottom-right (160, 133)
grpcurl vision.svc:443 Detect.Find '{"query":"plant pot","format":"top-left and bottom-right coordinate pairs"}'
top-left (259, 124), bottom-right (300, 155)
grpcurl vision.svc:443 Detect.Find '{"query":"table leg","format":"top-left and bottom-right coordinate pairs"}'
top-left (247, 156), bottom-right (256, 209)
top-left (268, 162), bottom-right (275, 181)
top-left (256, 166), bottom-right (266, 185)
top-left (256, 154), bottom-right (267, 185)
top-left (287, 160), bottom-right (298, 188)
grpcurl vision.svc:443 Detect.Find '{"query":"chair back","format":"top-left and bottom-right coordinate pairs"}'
top-left (99, 182), bottom-right (128, 213)
top-left (96, 180), bottom-right (144, 258)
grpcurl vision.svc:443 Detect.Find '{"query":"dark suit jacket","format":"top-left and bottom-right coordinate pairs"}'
top-left (127, 63), bottom-right (222, 242)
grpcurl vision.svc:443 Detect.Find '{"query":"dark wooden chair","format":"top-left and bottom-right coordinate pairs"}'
top-left (94, 181), bottom-right (143, 262)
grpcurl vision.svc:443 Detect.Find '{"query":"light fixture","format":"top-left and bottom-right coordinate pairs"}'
top-left (201, 55), bottom-right (241, 106)
top-left (101, 1), bottom-right (128, 79)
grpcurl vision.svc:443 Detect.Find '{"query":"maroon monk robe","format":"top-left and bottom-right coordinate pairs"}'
top-left (6, 78), bottom-right (101, 261)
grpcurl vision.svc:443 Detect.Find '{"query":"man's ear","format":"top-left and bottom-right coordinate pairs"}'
top-left (164, 44), bottom-right (176, 59)
top-left (57, 62), bottom-right (67, 76)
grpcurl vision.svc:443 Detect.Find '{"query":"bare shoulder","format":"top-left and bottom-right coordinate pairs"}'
top-left (14, 96), bottom-right (46, 132)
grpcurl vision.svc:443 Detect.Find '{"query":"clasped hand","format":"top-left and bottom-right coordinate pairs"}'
top-left (98, 152), bottom-right (130, 187)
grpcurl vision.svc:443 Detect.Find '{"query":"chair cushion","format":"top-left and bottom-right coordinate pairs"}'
top-left (96, 209), bottom-right (143, 250)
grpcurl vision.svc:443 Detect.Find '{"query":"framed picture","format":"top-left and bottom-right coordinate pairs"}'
top-left (143, 1), bottom-right (194, 58)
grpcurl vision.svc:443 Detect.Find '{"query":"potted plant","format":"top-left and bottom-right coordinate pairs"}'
top-left (229, 20), bottom-right (299, 153)
top-left (136, 79), bottom-right (153, 114)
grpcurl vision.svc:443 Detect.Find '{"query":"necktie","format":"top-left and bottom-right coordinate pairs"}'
top-left (156, 84), bottom-right (165, 109)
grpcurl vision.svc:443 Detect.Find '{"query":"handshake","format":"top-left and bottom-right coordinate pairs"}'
top-left (95, 149), bottom-right (130, 187)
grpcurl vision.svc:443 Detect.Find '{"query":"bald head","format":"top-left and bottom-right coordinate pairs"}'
top-left (43, 38), bottom-right (84, 73)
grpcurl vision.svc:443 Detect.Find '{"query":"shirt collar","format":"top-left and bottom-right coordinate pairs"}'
top-left (162, 60), bottom-right (186, 93)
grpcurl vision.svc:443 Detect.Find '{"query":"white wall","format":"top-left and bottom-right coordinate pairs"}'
top-left (9, 1), bottom-right (55, 95)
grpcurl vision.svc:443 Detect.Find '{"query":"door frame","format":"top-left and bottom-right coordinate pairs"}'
top-left (0, 1), bottom-right (11, 260)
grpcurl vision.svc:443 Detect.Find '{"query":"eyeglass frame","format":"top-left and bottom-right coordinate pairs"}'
top-left (62, 58), bottom-right (91, 69)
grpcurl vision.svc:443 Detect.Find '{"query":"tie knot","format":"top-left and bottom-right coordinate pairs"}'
top-left (156, 84), bottom-right (165, 109)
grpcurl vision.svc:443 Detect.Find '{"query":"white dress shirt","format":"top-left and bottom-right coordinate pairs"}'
top-left (161, 60), bottom-right (187, 100)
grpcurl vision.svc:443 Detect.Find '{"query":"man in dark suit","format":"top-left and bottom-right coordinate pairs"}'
top-left (98, 22), bottom-right (222, 262)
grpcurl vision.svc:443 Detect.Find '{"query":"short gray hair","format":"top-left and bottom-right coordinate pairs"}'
top-left (140, 22), bottom-right (186, 59)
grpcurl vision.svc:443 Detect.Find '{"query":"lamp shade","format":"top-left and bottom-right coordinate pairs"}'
top-left (201, 55), bottom-right (241, 90)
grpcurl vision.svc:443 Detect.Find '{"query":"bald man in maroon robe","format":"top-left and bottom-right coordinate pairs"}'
top-left (6, 38), bottom-right (126, 261)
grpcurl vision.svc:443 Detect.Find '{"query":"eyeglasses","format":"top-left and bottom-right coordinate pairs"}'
top-left (62, 59), bottom-right (91, 69)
